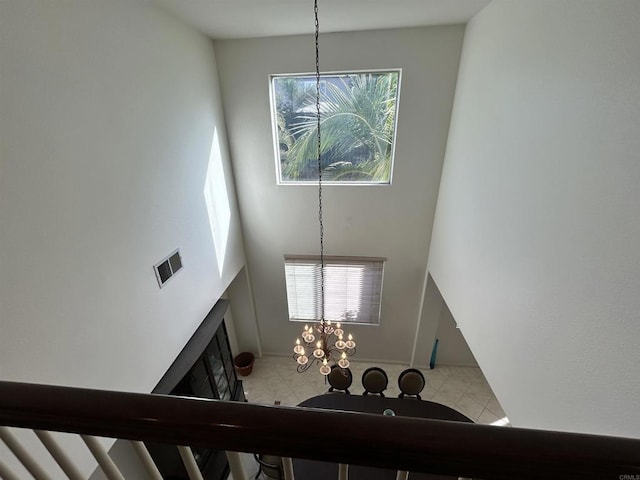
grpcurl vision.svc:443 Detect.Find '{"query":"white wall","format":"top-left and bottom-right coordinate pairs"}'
top-left (0, 0), bottom-right (245, 475)
top-left (411, 274), bottom-right (478, 368)
top-left (411, 274), bottom-right (446, 368)
top-left (433, 303), bottom-right (478, 367)
top-left (214, 27), bottom-right (464, 363)
top-left (429, 0), bottom-right (640, 438)
top-left (227, 267), bottom-right (262, 355)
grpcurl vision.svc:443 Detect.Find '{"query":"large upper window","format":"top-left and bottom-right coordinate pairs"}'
top-left (284, 255), bottom-right (385, 325)
top-left (270, 70), bottom-right (401, 184)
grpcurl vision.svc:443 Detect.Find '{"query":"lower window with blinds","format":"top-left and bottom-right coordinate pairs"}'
top-left (284, 255), bottom-right (385, 325)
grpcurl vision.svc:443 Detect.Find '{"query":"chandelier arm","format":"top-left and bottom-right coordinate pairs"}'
top-left (325, 347), bottom-right (356, 355)
top-left (295, 359), bottom-right (316, 373)
top-left (294, 354), bottom-right (331, 373)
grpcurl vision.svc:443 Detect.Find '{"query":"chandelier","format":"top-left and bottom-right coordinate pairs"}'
top-left (294, 321), bottom-right (357, 374)
top-left (292, 0), bottom-right (357, 375)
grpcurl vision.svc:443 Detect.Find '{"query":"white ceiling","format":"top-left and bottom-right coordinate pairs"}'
top-left (154, 0), bottom-right (491, 39)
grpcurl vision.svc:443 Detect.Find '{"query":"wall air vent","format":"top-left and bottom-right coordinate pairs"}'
top-left (154, 249), bottom-right (183, 288)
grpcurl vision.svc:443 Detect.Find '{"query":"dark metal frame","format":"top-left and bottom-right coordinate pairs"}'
top-left (253, 453), bottom-right (283, 479)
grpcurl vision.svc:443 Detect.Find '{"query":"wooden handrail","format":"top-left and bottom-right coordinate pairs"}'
top-left (0, 381), bottom-right (639, 480)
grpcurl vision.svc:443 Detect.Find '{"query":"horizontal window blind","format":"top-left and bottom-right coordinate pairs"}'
top-left (284, 255), bottom-right (385, 325)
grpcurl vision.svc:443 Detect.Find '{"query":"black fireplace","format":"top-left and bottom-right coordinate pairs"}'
top-left (146, 299), bottom-right (246, 479)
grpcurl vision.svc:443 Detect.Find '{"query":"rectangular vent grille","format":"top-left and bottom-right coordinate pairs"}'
top-left (154, 249), bottom-right (183, 288)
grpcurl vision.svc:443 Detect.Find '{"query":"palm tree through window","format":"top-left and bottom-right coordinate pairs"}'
top-left (271, 71), bottom-right (401, 184)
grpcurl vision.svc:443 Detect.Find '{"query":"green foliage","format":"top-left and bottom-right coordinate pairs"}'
top-left (274, 72), bottom-right (399, 182)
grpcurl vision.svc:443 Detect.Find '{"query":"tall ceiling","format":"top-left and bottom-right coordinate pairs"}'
top-left (154, 0), bottom-right (491, 39)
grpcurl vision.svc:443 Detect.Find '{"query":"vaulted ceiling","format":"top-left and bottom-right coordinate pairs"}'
top-left (154, 0), bottom-right (491, 39)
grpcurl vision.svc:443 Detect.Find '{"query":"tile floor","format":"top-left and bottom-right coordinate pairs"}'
top-left (241, 355), bottom-right (509, 425)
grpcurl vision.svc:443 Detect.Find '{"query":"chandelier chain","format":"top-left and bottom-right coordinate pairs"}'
top-left (315, 0), bottom-right (325, 323)
top-left (291, 0), bottom-right (357, 374)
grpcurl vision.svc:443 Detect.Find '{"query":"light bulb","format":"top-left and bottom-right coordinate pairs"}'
top-left (334, 324), bottom-right (344, 337)
top-left (345, 333), bottom-right (355, 349)
top-left (338, 351), bottom-right (350, 369)
top-left (319, 357), bottom-right (331, 375)
top-left (313, 340), bottom-right (324, 358)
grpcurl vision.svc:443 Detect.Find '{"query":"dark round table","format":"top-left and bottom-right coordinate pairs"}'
top-left (295, 393), bottom-right (473, 480)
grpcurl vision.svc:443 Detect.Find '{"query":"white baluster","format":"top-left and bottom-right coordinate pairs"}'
top-left (0, 426), bottom-right (53, 480)
top-left (225, 451), bottom-right (247, 480)
top-left (0, 459), bottom-right (21, 480)
top-left (81, 435), bottom-right (125, 480)
top-left (130, 441), bottom-right (163, 480)
top-left (177, 445), bottom-right (205, 480)
top-left (396, 470), bottom-right (409, 480)
top-left (34, 430), bottom-right (84, 480)
top-left (282, 457), bottom-right (295, 480)
top-left (338, 463), bottom-right (349, 480)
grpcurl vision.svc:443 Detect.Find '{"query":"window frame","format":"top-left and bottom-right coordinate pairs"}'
top-left (284, 254), bottom-right (385, 326)
top-left (269, 69), bottom-right (402, 186)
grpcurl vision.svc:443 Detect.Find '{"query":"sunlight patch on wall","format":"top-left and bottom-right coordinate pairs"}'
top-left (491, 416), bottom-right (511, 427)
top-left (204, 128), bottom-right (231, 277)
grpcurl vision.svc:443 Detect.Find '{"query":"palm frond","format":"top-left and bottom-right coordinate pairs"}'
top-left (278, 72), bottom-right (399, 182)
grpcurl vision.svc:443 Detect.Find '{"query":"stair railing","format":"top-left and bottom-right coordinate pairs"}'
top-left (1, 380), bottom-right (639, 480)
